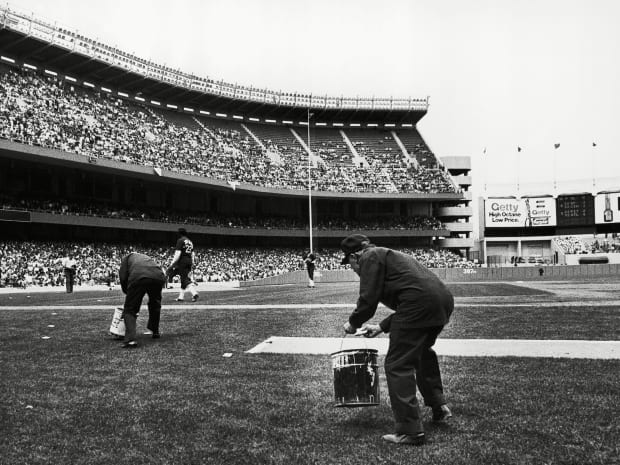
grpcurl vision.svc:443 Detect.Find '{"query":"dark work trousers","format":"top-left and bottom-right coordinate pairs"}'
top-left (384, 325), bottom-right (446, 435)
top-left (64, 268), bottom-right (75, 293)
top-left (122, 277), bottom-right (163, 342)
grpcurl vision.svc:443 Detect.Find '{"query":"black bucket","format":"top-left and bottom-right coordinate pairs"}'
top-left (331, 348), bottom-right (379, 407)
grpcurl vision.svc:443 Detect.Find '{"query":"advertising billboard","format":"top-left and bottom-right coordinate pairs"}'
top-left (485, 197), bottom-right (556, 228)
top-left (594, 191), bottom-right (620, 224)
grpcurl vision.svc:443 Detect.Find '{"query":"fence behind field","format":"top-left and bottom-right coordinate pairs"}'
top-left (239, 264), bottom-right (620, 287)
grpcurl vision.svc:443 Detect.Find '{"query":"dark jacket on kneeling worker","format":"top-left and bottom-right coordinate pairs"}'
top-left (118, 252), bottom-right (166, 348)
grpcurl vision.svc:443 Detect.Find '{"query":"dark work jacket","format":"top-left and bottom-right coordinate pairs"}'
top-left (119, 252), bottom-right (166, 294)
top-left (348, 246), bottom-right (454, 332)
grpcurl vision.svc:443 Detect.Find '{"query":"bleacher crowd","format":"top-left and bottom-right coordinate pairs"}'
top-left (555, 236), bottom-right (620, 254)
top-left (0, 68), bottom-right (457, 195)
top-left (0, 194), bottom-right (446, 231)
top-left (0, 240), bottom-right (477, 289)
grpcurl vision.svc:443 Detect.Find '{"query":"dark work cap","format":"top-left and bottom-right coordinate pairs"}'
top-left (340, 234), bottom-right (370, 264)
top-left (178, 228), bottom-right (187, 235)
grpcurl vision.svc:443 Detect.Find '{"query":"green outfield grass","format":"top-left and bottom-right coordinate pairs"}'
top-left (0, 281), bottom-right (551, 306)
top-left (0, 282), bottom-right (618, 465)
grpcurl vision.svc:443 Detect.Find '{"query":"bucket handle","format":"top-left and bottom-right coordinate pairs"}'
top-left (339, 330), bottom-right (369, 352)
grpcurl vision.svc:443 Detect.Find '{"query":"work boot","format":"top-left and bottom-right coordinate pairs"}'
top-left (432, 404), bottom-right (453, 423)
top-left (382, 433), bottom-right (425, 446)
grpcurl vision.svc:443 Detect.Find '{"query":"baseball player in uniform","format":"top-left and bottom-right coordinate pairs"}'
top-left (168, 228), bottom-right (199, 302)
top-left (304, 252), bottom-right (316, 288)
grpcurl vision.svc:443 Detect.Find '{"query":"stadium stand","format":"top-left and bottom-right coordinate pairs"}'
top-left (395, 129), bottom-right (437, 168)
top-left (0, 7), bottom-right (476, 285)
top-left (347, 128), bottom-right (404, 167)
top-left (555, 236), bottom-right (620, 254)
top-left (0, 194), bottom-right (445, 231)
top-left (0, 67), bottom-right (458, 195)
top-left (305, 127), bottom-right (354, 167)
top-left (0, 240), bottom-right (478, 289)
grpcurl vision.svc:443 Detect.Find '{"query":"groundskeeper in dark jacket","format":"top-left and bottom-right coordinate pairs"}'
top-left (346, 244), bottom-right (453, 333)
top-left (341, 234), bottom-right (454, 446)
top-left (118, 252), bottom-right (166, 348)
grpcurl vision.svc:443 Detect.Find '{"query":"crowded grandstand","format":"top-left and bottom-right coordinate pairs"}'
top-left (0, 6), bottom-right (476, 288)
top-left (0, 68), bottom-right (457, 194)
top-left (0, 240), bottom-right (479, 289)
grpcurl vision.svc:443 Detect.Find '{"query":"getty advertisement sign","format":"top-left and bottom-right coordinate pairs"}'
top-left (485, 197), bottom-right (557, 228)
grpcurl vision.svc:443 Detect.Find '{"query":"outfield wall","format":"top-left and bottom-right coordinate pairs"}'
top-left (239, 264), bottom-right (620, 287)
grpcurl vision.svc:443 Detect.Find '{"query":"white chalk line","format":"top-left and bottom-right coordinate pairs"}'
top-left (246, 337), bottom-right (620, 359)
top-left (0, 304), bottom-right (351, 311)
top-left (2, 301), bottom-right (620, 311)
top-left (1, 304), bottom-right (617, 359)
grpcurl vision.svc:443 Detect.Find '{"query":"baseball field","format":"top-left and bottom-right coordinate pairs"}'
top-left (0, 278), bottom-right (618, 465)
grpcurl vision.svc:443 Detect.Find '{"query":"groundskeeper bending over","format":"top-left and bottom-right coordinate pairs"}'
top-left (341, 234), bottom-right (454, 446)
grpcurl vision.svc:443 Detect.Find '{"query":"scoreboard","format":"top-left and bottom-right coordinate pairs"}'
top-left (556, 194), bottom-right (595, 226)
top-left (485, 193), bottom-right (620, 230)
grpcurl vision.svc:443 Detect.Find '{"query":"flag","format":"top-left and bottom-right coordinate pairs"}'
top-left (483, 147), bottom-right (486, 155)
top-left (554, 143), bottom-right (561, 149)
top-left (517, 146), bottom-right (522, 152)
top-left (227, 180), bottom-right (240, 191)
top-left (593, 142), bottom-right (597, 147)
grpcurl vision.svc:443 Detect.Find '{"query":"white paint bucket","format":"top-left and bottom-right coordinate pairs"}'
top-left (109, 307), bottom-right (125, 336)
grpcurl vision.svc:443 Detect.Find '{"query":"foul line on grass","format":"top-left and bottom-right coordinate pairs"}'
top-left (0, 304), bottom-right (354, 311)
top-left (3, 301), bottom-right (620, 311)
top-left (246, 337), bottom-right (620, 359)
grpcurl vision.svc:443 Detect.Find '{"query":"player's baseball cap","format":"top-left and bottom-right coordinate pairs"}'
top-left (340, 234), bottom-right (370, 264)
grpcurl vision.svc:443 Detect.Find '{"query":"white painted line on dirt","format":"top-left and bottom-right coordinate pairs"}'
top-left (246, 337), bottom-right (620, 359)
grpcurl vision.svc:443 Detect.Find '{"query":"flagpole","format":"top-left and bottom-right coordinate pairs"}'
top-left (516, 147), bottom-right (520, 195)
top-left (307, 108), bottom-right (313, 253)
top-left (592, 142), bottom-right (596, 190)
top-left (483, 147), bottom-right (487, 195)
top-left (553, 145), bottom-right (557, 193)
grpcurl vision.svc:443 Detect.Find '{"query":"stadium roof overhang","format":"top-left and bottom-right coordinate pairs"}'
top-left (0, 28), bottom-right (426, 126)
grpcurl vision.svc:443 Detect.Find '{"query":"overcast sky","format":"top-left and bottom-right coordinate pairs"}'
top-left (8, 0), bottom-right (620, 198)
